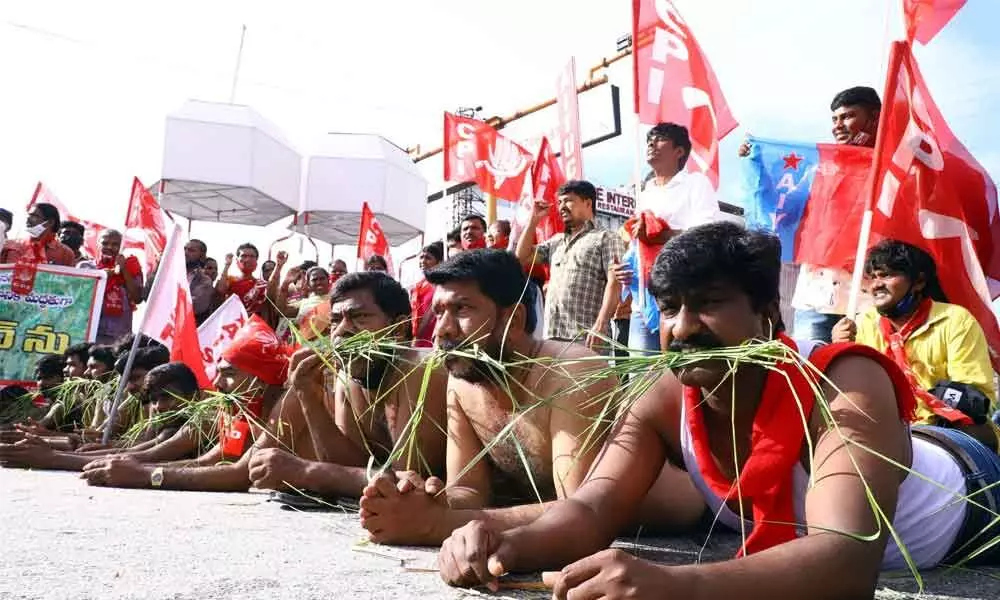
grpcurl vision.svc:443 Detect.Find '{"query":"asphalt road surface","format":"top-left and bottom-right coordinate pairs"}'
top-left (2, 469), bottom-right (998, 599)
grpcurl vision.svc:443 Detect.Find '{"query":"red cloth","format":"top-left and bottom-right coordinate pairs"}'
top-left (623, 210), bottom-right (668, 284)
top-left (98, 255), bottom-right (142, 316)
top-left (228, 275), bottom-right (267, 315)
top-left (461, 237), bottom-right (486, 251)
top-left (219, 396), bottom-right (264, 459)
top-left (877, 298), bottom-right (972, 425)
top-left (684, 334), bottom-right (916, 556)
top-left (410, 278), bottom-right (437, 348)
top-left (904, 0), bottom-right (966, 44)
top-left (221, 315), bottom-right (290, 386)
top-left (869, 42), bottom-right (1000, 373)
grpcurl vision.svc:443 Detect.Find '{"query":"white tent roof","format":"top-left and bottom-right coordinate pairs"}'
top-left (290, 133), bottom-right (427, 245)
top-left (157, 101), bottom-right (302, 226)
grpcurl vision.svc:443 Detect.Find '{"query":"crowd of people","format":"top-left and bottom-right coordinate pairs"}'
top-left (3, 85), bottom-right (1000, 598)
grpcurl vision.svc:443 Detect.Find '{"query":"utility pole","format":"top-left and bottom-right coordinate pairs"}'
top-left (450, 106), bottom-right (485, 228)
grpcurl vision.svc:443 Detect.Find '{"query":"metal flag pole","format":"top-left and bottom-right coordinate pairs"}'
top-left (228, 24), bottom-right (247, 104)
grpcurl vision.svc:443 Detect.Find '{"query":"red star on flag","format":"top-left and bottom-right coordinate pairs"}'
top-left (782, 153), bottom-right (803, 170)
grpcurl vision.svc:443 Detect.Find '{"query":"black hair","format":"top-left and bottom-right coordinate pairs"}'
top-left (647, 122), bottom-right (692, 169)
top-left (237, 243), bottom-right (259, 258)
top-left (491, 219), bottom-right (512, 237)
top-left (188, 239), bottom-right (208, 254)
top-left (421, 242), bottom-right (444, 263)
top-left (365, 255), bottom-right (389, 271)
top-left (298, 260), bottom-right (318, 272)
top-left (307, 266), bottom-right (329, 280)
top-left (557, 180), bottom-right (598, 204)
top-left (864, 239), bottom-right (947, 302)
top-left (34, 354), bottom-right (65, 378)
top-left (426, 249), bottom-right (535, 333)
top-left (447, 227), bottom-right (462, 244)
top-left (33, 202), bottom-right (61, 233)
top-left (59, 221), bottom-right (85, 236)
top-left (205, 257), bottom-right (218, 265)
top-left (115, 345), bottom-right (171, 376)
top-left (113, 333), bottom-right (163, 358)
top-left (331, 271), bottom-right (411, 323)
top-left (64, 342), bottom-right (93, 366)
top-left (0, 208), bottom-right (12, 229)
top-left (262, 260), bottom-right (276, 268)
top-left (145, 362), bottom-right (199, 398)
top-left (89, 345), bottom-right (116, 370)
top-left (650, 222), bottom-right (783, 325)
top-left (831, 86), bottom-right (881, 112)
top-left (461, 214), bottom-right (487, 230)
top-left (0, 385), bottom-right (29, 404)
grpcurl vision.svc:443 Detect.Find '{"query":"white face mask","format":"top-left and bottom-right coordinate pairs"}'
top-left (26, 223), bottom-right (48, 239)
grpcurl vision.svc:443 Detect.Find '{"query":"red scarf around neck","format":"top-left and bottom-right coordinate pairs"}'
top-left (623, 210), bottom-right (668, 284)
top-left (11, 237), bottom-right (49, 296)
top-left (877, 298), bottom-right (971, 425)
top-left (683, 334), bottom-right (916, 556)
top-left (219, 396), bottom-right (265, 459)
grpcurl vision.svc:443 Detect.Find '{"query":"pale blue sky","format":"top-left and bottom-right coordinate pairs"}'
top-left (1, 0), bottom-right (997, 263)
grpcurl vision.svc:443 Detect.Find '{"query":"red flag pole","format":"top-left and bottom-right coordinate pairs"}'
top-left (844, 41), bottom-right (906, 319)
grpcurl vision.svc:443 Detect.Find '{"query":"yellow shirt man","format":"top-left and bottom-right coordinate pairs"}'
top-left (856, 300), bottom-right (996, 424)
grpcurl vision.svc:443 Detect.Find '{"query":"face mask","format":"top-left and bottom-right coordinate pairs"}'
top-left (240, 259), bottom-right (258, 276)
top-left (876, 287), bottom-right (919, 319)
top-left (0, 222), bottom-right (7, 244)
top-left (26, 223), bottom-right (48, 239)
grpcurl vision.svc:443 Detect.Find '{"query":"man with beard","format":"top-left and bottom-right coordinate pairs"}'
top-left (0, 362), bottom-right (202, 470)
top-left (516, 181), bottom-right (624, 350)
top-left (217, 243), bottom-right (268, 317)
top-left (439, 222), bottom-right (1000, 598)
top-left (246, 271), bottom-right (448, 500)
top-left (58, 221), bottom-right (93, 266)
top-left (93, 229), bottom-right (144, 345)
top-left (357, 250), bottom-right (630, 547)
top-left (460, 215), bottom-right (488, 251)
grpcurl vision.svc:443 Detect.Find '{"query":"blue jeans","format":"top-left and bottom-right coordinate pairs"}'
top-left (913, 426), bottom-right (1000, 565)
top-left (628, 313), bottom-right (660, 357)
top-left (792, 309), bottom-right (842, 343)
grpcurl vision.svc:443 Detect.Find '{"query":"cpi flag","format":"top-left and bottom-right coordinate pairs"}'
top-left (474, 128), bottom-right (534, 202)
top-left (197, 294), bottom-right (248, 384)
top-left (125, 177), bottom-right (169, 277)
top-left (142, 223), bottom-right (212, 388)
top-left (870, 41), bottom-right (1000, 370)
top-left (632, 0), bottom-right (737, 188)
top-left (443, 112), bottom-right (489, 183)
top-left (357, 202), bottom-right (392, 272)
top-left (555, 58), bottom-right (584, 180)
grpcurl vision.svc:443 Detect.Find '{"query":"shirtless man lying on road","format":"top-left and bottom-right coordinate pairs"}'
top-left (358, 249), bottom-right (702, 545)
top-left (79, 272), bottom-right (447, 499)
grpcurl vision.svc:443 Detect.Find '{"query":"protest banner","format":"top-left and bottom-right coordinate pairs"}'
top-left (197, 294), bottom-right (249, 383)
top-left (0, 265), bottom-right (106, 386)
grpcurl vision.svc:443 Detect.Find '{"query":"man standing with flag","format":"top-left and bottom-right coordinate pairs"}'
top-left (93, 229), bottom-right (144, 345)
top-left (615, 123), bottom-right (722, 353)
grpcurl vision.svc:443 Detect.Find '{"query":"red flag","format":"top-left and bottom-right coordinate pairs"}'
top-left (142, 223), bottom-right (212, 389)
top-left (555, 58), bottom-right (585, 180)
top-left (125, 177), bottom-right (169, 277)
top-left (443, 112), bottom-right (490, 183)
top-left (526, 137), bottom-right (567, 242)
top-left (870, 41), bottom-right (1000, 369)
top-left (26, 182), bottom-right (110, 261)
top-left (632, 0), bottom-right (737, 188)
top-left (903, 0), bottom-right (966, 45)
top-left (357, 202), bottom-right (392, 271)
top-left (474, 129), bottom-right (534, 202)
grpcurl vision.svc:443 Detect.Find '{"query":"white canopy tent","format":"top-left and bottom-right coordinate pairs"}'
top-left (290, 133), bottom-right (427, 246)
top-left (153, 100), bottom-right (302, 227)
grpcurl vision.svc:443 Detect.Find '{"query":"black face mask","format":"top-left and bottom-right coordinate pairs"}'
top-left (876, 287), bottom-right (920, 320)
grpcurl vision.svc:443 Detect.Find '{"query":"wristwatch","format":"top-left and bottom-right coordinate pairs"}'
top-left (150, 467), bottom-right (165, 488)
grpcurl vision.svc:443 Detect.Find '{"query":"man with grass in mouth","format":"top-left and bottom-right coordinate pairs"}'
top-left (438, 222), bottom-right (1000, 598)
top-left (358, 250), bottom-right (699, 546)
